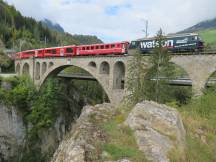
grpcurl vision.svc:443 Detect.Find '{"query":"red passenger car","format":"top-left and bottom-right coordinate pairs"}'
top-left (43, 46), bottom-right (76, 57)
top-left (18, 50), bottom-right (36, 59)
top-left (15, 42), bottom-right (129, 59)
top-left (76, 42), bottom-right (129, 56)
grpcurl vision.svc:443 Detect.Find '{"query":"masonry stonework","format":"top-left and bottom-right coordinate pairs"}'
top-left (15, 54), bottom-right (216, 105)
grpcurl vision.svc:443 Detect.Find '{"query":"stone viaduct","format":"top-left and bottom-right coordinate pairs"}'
top-left (15, 54), bottom-right (216, 105)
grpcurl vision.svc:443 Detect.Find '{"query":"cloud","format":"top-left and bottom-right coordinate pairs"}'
top-left (4, 0), bottom-right (216, 43)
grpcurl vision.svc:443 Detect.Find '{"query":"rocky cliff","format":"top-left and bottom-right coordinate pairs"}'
top-left (0, 104), bottom-right (25, 161)
top-left (51, 101), bottom-right (186, 162)
top-left (0, 103), bottom-right (67, 162)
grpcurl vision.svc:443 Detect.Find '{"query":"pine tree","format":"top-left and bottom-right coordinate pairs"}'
top-left (126, 49), bottom-right (149, 104)
top-left (145, 29), bottom-right (174, 103)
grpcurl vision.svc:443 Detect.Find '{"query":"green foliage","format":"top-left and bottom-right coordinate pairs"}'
top-left (170, 85), bottom-right (216, 162)
top-left (0, 76), bottom-right (36, 109)
top-left (127, 50), bottom-right (148, 103)
top-left (14, 147), bottom-right (47, 162)
top-left (0, 50), bottom-right (11, 72)
top-left (103, 144), bottom-right (142, 160)
top-left (101, 119), bottom-right (149, 162)
top-left (26, 79), bottom-right (60, 139)
top-left (147, 29), bottom-right (173, 103)
top-left (198, 29), bottom-right (216, 49)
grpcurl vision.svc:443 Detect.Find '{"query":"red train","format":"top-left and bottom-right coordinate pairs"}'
top-left (16, 42), bottom-right (129, 59)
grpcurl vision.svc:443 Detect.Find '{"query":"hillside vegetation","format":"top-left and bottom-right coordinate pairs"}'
top-left (169, 85), bottom-right (216, 162)
top-left (0, 0), bottom-right (102, 51)
top-left (198, 29), bottom-right (216, 48)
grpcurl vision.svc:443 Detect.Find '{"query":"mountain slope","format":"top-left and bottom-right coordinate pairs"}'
top-left (180, 18), bottom-right (216, 33)
top-left (41, 19), bottom-right (64, 33)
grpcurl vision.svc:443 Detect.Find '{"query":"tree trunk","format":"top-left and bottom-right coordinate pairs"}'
top-left (0, 66), bottom-right (2, 73)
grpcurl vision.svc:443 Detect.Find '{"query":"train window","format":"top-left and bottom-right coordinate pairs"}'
top-left (101, 45), bottom-right (104, 49)
top-left (117, 44), bottom-right (120, 48)
top-left (66, 48), bottom-right (73, 53)
top-left (82, 47), bottom-right (85, 50)
top-left (27, 51), bottom-right (34, 54)
top-left (38, 50), bottom-right (42, 54)
top-left (96, 46), bottom-right (99, 49)
top-left (87, 47), bottom-right (90, 50)
top-left (111, 44), bottom-right (115, 48)
top-left (91, 46), bottom-right (94, 50)
top-left (105, 45), bottom-right (109, 49)
top-left (52, 49), bottom-right (56, 54)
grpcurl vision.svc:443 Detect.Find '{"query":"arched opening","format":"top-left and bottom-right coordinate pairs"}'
top-left (113, 61), bottom-right (125, 89)
top-left (88, 61), bottom-right (97, 69)
top-left (22, 63), bottom-right (30, 76)
top-left (41, 65), bottom-right (110, 105)
top-left (205, 71), bottom-right (216, 89)
top-left (16, 63), bottom-right (21, 75)
top-left (144, 62), bottom-right (192, 105)
top-left (35, 62), bottom-right (40, 80)
top-left (42, 62), bottom-right (47, 76)
top-left (49, 62), bottom-right (54, 68)
top-left (99, 61), bottom-right (110, 75)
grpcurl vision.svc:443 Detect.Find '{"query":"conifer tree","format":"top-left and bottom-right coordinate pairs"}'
top-left (145, 29), bottom-right (174, 103)
top-left (127, 49), bottom-right (149, 104)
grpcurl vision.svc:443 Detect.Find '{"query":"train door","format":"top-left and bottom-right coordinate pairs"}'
top-left (35, 50), bottom-right (38, 57)
top-left (60, 48), bottom-right (64, 56)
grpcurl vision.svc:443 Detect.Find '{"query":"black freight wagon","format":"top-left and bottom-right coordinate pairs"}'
top-left (130, 33), bottom-right (204, 54)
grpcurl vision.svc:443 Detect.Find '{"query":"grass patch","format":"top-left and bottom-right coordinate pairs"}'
top-left (199, 29), bottom-right (216, 48)
top-left (170, 86), bottom-right (216, 162)
top-left (103, 144), bottom-right (143, 160)
top-left (101, 117), bottom-right (149, 162)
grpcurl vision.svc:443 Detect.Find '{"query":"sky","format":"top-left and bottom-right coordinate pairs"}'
top-left (4, 0), bottom-right (216, 43)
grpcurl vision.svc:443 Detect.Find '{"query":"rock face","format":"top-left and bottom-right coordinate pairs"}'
top-left (125, 101), bottom-right (186, 162)
top-left (0, 104), bottom-right (25, 161)
top-left (0, 103), bottom-right (67, 162)
top-left (51, 103), bottom-right (114, 162)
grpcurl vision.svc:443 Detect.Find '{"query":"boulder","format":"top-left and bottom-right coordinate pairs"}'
top-left (51, 103), bottom-right (114, 162)
top-left (125, 101), bottom-right (186, 162)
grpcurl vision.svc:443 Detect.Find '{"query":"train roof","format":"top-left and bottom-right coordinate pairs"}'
top-left (136, 33), bottom-right (199, 41)
top-left (78, 42), bottom-right (129, 47)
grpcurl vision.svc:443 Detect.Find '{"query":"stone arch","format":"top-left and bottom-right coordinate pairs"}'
top-left (42, 62), bottom-right (47, 76)
top-left (39, 64), bottom-right (111, 103)
top-left (49, 62), bottom-right (54, 68)
top-left (22, 63), bottom-right (30, 75)
top-left (170, 58), bottom-right (201, 96)
top-left (88, 61), bottom-right (97, 68)
top-left (35, 62), bottom-right (40, 80)
top-left (205, 71), bottom-right (216, 88)
top-left (16, 63), bottom-right (21, 75)
top-left (99, 61), bottom-right (110, 75)
top-left (113, 61), bottom-right (125, 89)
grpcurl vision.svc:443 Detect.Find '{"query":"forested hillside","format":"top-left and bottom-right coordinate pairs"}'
top-left (0, 0), bottom-right (102, 51)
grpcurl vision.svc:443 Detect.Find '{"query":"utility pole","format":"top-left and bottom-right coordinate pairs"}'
top-left (141, 19), bottom-right (149, 38)
top-left (44, 36), bottom-right (47, 47)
